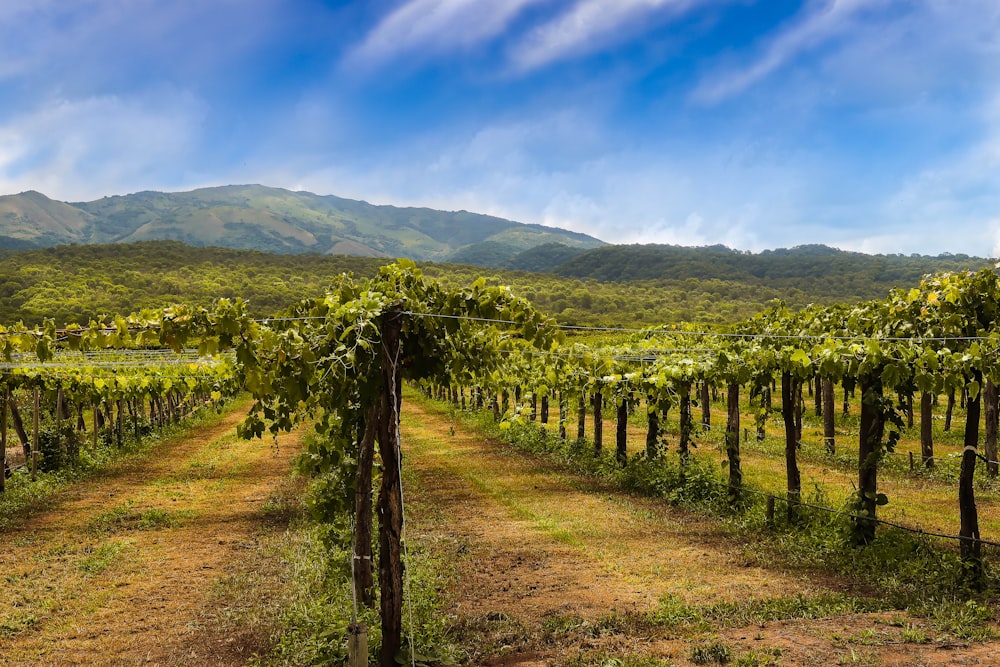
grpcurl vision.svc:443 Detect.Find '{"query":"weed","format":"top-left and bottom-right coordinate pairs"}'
top-left (78, 541), bottom-right (130, 574)
top-left (690, 639), bottom-right (733, 664)
top-left (915, 597), bottom-right (996, 641)
top-left (542, 613), bottom-right (587, 636)
top-left (733, 647), bottom-right (782, 667)
top-left (700, 592), bottom-right (886, 627)
top-left (837, 647), bottom-right (879, 666)
top-left (899, 624), bottom-right (929, 644)
top-left (0, 611), bottom-right (39, 637)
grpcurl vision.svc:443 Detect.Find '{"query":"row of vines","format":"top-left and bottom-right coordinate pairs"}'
top-left (0, 348), bottom-right (238, 488)
top-left (2, 263), bottom-right (999, 665)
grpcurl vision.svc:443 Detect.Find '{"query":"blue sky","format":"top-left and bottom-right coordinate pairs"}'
top-left (1, 1), bottom-right (999, 256)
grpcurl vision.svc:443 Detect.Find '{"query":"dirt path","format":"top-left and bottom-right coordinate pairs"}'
top-left (403, 397), bottom-right (1000, 666)
top-left (0, 402), bottom-right (303, 666)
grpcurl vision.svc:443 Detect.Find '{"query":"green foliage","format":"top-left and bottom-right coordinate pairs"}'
top-left (913, 598), bottom-right (996, 641)
top-left (36, 422), bottom-right (80, 472)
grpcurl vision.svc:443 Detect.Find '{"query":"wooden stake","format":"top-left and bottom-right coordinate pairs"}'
top-left (376, 305), bottom-right (405, 667)
top-left (347, 623), bottom-right (369, 667)
top-left (32, 387), bottom-right (39, 475)
top-left (1, 387), bottom-right (7, 493)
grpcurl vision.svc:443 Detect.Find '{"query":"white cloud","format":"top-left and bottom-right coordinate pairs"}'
top-left (0, 90), bottom-right (208, 200)
top-left (693, 0), bottom-right (879, 104)
top-left (694, 0), bottom-right (1000, 105)
top-left (347, 0), bottom-right (542, 68)
top-left (509, 0), bottom-right (692, 72)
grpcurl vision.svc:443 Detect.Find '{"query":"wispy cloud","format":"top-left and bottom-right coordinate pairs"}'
top-left (508, 0), bottom-right (693, 72)
top-left (693, 0), bottom-right (877, 103)
top-left (347, 0), bottom-right (543, 68)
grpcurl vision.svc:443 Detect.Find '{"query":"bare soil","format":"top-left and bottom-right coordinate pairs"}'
top-left (0, 403), bottom-right (303, 666)
top-left (403, 397), bottom-right (1000, 667)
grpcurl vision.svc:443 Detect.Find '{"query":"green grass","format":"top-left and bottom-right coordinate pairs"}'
top-left (78, 540), bottom-right (131, 574)
top-left (87, 501), bottom-right (194, 533)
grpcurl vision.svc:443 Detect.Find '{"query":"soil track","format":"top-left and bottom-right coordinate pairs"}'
top-left (403, 396), bottom-right (1000, 666)
top-left (0, 403), bottom-right (303, 666)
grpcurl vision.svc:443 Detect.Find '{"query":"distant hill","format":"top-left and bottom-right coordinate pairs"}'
top-left (546, 243), bottom-right (991, 302)
top-left (0, 185), bottom-right (604, 262)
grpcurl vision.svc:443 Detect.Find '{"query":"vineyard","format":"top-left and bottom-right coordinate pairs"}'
top-left (1, 261), bottom-right (999, 665)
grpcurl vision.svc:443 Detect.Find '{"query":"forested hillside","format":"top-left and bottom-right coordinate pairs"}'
top-left (0, 242), bottom-right (783, 326)
top-left (550, 243), bottom-right (990, 302)
top-left (0, 241), bottom-right (989, 327)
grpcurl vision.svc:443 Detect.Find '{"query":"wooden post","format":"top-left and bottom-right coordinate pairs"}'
top-left (781, 372), bottom-right (801, 522)
top-left (700, 381), bottom-right (710, 432)
top-left (558, 392), bottom-right (567, 440)
top-left (1, 387), bottom-right (7, 493)
top-left (855, 375), bottom-right (885, 546)
top-left (576, 392), bottom-right (586, 440)
top-left (756, 385), bottom-right (767, 442)
top-left (794, 381), bottom-right (803, 443)
top-left (920, 391), bottom-right (934, 468)
top-left (726, 381), bottom-right (741, 505)
top-left (117, 399), bottom-right (124, 447)
top-left (354, 402), bottom-right (379, 609)
top-left (679, 382), bottom-right (692, 472)
top-left (93, 405), bottom-right (99, 449)
top-left (540, 395), bottom-right (549, 425)
top-left (984, 379), bottom-right (998, 478)
top-left (347, 622), bottom-right (369, 667)
top-left (944, 388), bottom-right (955, 432)
top-left (909, 451), bottom-right (914, 471)
top-left (959, 372), bottom-right (984, 588)
top-left (376, 305), bottom-right (405, 667)
top-left (32, 387), bottom-right (40, 474)
top-left (822, 378), bottom-right (836, 454)
top-left (56, 386), bottom-right (65, 461)
top-left (592, 388), bottom-right (603, 456)
top-left (645, 395), bottom-right (660, 459)
top-left (615, 398), bottom-right (628, 467)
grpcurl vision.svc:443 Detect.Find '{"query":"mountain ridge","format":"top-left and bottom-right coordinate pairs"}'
top-left (0, 184), bottom-right (605, 262)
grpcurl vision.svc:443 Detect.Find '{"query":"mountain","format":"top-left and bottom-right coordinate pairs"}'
top-left (0, 184), bottom-right (604, 262)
